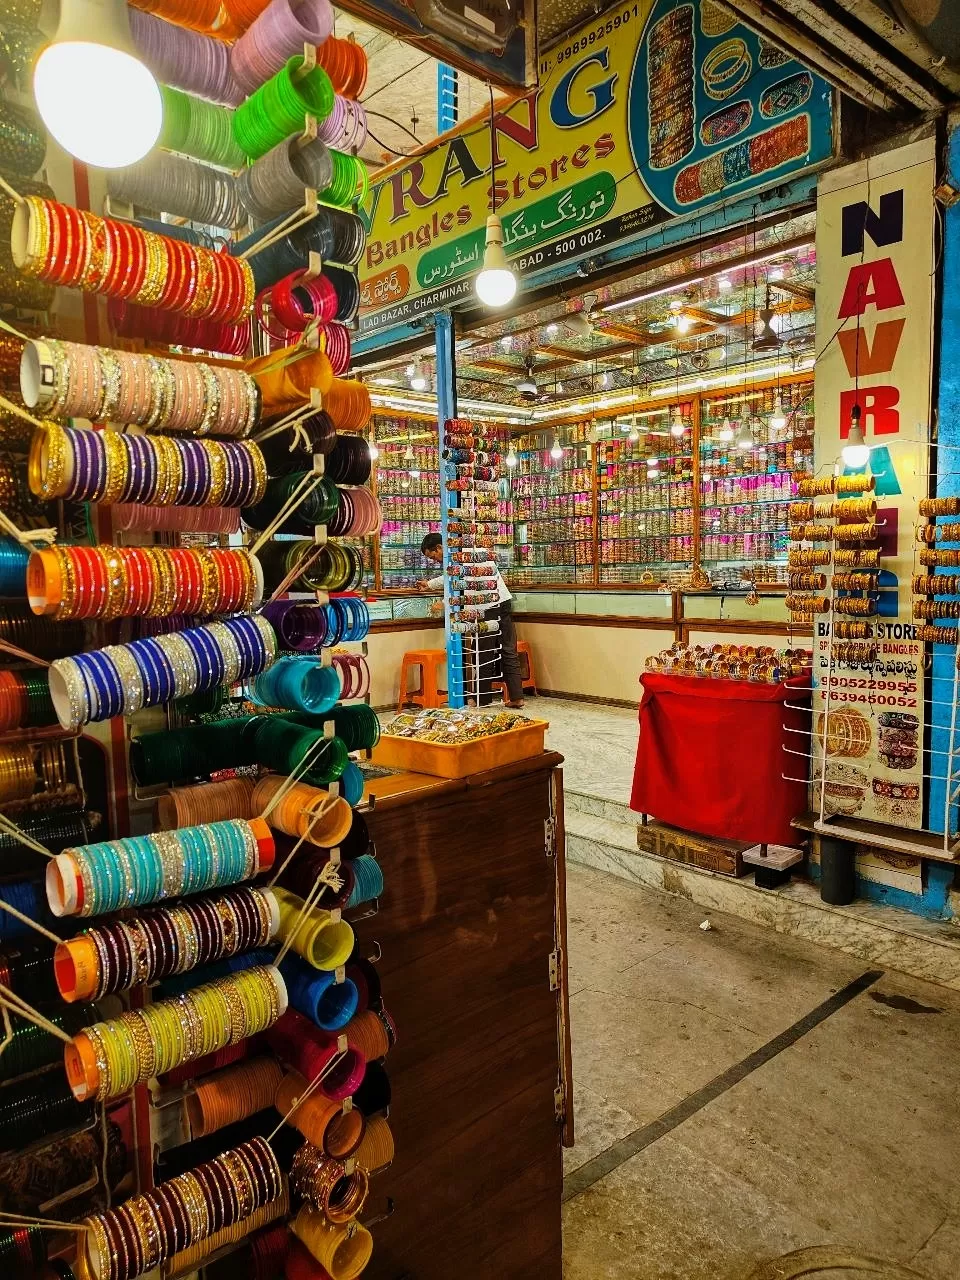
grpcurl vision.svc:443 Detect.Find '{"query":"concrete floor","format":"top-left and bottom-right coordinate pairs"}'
top-left (562, 862), bottom-right (960, 1280)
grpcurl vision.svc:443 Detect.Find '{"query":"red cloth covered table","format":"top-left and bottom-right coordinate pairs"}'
top-left (630, 672), bottom-right (809, 847)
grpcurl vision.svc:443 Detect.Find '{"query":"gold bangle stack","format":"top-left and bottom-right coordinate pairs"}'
top-left (788, 548), bottom-right (831, 568)
top-left (832, 573), bottom-right (878, 592)
top-left (912, 574), bottom-right (960, 596)
top-left (834, 596), bottom-right (877, 616)
top-left (785, 594), bottom-right (829, 613)
top-left (834, 548), bottom-right (881, 568)
top-left (833, 620), bottom-right (873, 639)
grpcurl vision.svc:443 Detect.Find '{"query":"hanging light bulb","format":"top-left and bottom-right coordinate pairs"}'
top-left (670, 408), bottom-right (685, 438)
top-left (647, 459), bottom-right (660, 479)
top-left (718, 417), bottom-right (734, 443)
top-left (475, 213), bottom-right (517, 307)
top-left (702, 471), bottom-right (712, 484)
top-left (718, 275), bottom-right (733, 292)
top-left (842, 406), bottom-right (871, 468)
top-left (628, 423), bottom-right (640, 443)
top-left (500, 334), bottom-right (513, 350)
top-left (675, 314), bottom-right (692, 334)
top-left (619, 417), bottom-right (631, 434)
top-left (600, 372), bottom-right (609, 388)
top-left (33, 0), bottom-right (162, 168)
top-left (505, 445), bottom-right (519, 467)
top-left (409, 468), bottom-right (421, 479)
top-left (736, 423), bottom-right (754, 451)
top-left (556, 380), bottom-right (564, 393)
top-left (403, 442), bottom-right (415, 463)
top-left (410, 362), bottom-right (427, 391)
top-left (550, 435), bottom-right (563, 460)
top-left (368, 438), bottom-right (379, 462)
top-left (769, 393), bottom-right (787, 431)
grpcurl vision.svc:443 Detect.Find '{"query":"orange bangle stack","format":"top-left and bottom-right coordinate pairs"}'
top-left (291, 1206), bottom-right (373, 1280)
top-left (275, 1071), bottom-right (366, 1160)
top-left (187, 1054), bottom-right (284, 1137)
top-left (290, 1141), bottom-right (369, 1224)
top-left (315, 36), bottom-right (368, 98)
top-left (249, 347), bottom-right (334, 417)
top-left (253, 775), bottom-right (354, 848)
top-left (354, 1114), bottom-right (394, 1172)
top-left (323, 378), bottom-right (371, 431)
top-left (156, 777), bottom-right (257, 830)
top-left (344, 1011), bottom-right (390, 1062)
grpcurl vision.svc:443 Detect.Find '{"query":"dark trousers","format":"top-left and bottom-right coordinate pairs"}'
top-left (472, 601), bottom-right (524, 705)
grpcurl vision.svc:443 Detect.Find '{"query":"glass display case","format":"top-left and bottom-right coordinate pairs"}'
top-left (508, 421), bottom-right (594, 587)
top-left (373, 416), bottom-right (441, 590)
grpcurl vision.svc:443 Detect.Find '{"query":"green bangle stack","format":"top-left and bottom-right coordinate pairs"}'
top-left (233, 56), bottom-right (335, 161)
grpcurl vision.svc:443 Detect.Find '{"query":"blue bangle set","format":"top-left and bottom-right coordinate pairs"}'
top-left (49, 817), bottom-right (265, 918)
top-left (48, 615), bottom-right (278, 730)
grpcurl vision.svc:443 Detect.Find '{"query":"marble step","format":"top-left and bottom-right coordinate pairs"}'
top-left (565, 810), bottom-right (960, 992)
top-left (564, 788), bottom-right (636, 827)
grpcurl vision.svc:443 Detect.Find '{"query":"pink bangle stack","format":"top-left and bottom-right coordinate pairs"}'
top-left (230, 0), bottom-right (335, 95)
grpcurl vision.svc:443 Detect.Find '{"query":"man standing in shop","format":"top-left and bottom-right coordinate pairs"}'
top-left (418, 532), bottom-right (525, 708)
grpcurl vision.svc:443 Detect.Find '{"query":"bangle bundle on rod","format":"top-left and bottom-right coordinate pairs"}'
top-left (13, 197), bottom-right (255, 322)
top-left (186, 1055), bottom-right (284, 1137)
top-left (0, 1001), bottom-right (95, 1081)
top-left (277, 846), bottom-right (354, 911)
top-left (108, 298), bottom-right (251, 358)
top-left (237, 135), bottom-right (333, 224)
top-left (323, 378), bottom-right (371, 430)
top-left (29, 425), bottom-right (266, 507)
top-left (259, 539), bottom-right (364, 594)
top-left (281, 954), bottom-right (358, 1031)
top-left (129, 9), bottom-right (245, 105)
top-left (0, 99), bottom-right (45, 177)
top-left (107, 151), bottom-right (244, 231)
top-left (162, 1189), bottom-right (291, 1278)
top-left (46, 816), bottom-right (275, 918)
top-left (0, 1076), bottom-right (93, 1154)
top-left (261, 598), bottom-right (370, 649)
top-left (267, 1009), bottom-right (365, 1101)
top-left (54, 884), bottom-right (280, 1000)
top-left (274, 886), bottom-right (354, 970)
top-left (160, 85), bottom-right (246, 168)
top-left (259, 412), bottom-right (337, 471)
top-left (66, 966), bottom-right (287, 1101)
top-left (156, 776), bottom-right (257, 829)
top-left (46, 614), bottom-right (278, 729)
top-left (315, 34), bottom-right (368, 97)
top-left (231, 0), bottom-right (335, 95)
top-left (77, 1137), bottom-right (284, 1277)
top-left (234, 207), bottom-right (365, 290)
top-left (130, 716), bottom-right (263, 785)
top-left (291, 1206), bottom-right (373, 1279)
top-left (275, 1071), bottom-right (365, 1158)
top-left (129, 0), bottom-right (222, 33)
top-left (233, 56), bottom-right (335, 161)
top-left (251, 654), bottom-right (342, 715)
top-left (0, 179), bottom-right (55, 311)
top-left (327, 486), bottom-right (382, 537)
top-left (290, 1142), bottom-right (368, 1223)
top-left (249, 347), bottom-right (333, 416)
top-left (316, 97), bottom-right (368, 152)
top-left (254, 774), bottom-right (353, 847)
top-left (22, 340), bottom-right (261, 437)
top-left (28, 545), bottom-right (263, 620)
top-left (243, 472), bottom-right (339, 536)
top-left (110, 504), bottom-right (243, 533)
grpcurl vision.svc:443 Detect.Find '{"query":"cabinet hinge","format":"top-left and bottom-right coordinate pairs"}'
top-left (548, 949), bottom-right (560, 991)
top-left (554, 1085), bottom-right (565, 1121)
top-left (544, 815), bottom-right (556, 857)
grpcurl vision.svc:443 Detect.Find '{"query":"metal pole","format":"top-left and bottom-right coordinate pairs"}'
top-left (435, 310), bottom-right (465, 708)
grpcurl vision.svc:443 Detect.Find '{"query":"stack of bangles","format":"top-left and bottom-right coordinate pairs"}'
top-left (45, 816), bottom-right (275, 918)
top-left (53, 885), bottom-right (279, 1000)
top-left (29, 423), bottom-right (266, 507)
top-left (46, 615), bottom-right (278, 730)
top-left (27, 546), bottom-right (262, 620)
top-left (186, 1056), bottom-right (284, 1137)
top-left (21, 339), bottom-right (261, 438)
top-left (261, 540), bottom-right (364, 594)
top-left (232, 56), bottom-right (336, 160)
top-left (12, 196), bottom-right (255, 323)
top-left (155, 777), bottom-right (256, 830)
top-left (267, 1009), bottom-right (366, 1100)
top-left (274, 888), bottom-right (355, 971)
top-left (251, 655), bottom-right (342, 715)
top-left (254, 775), bottom-right (354, 848)
top-left (332, 652), bottom-right (370, 700)
top-left (262, 598), bottom-right (369, 649)
top-left (78, 1137), bottom-right (283, 1280)
top-left (257, 269), bottom-right (337, 329)
top-left (108, 298), bottom-right (251, 358)
top-left (323, 378), bottom-right (371, 431)
top-left (316, 96), bottom-right (368, 151)
top-left (327, 487), bottom-right (382, 537)
top-left (291, 1142), bottom-right (369, 1224)
top-left (66, 966), bottom-right (286, 1102)
top-left (0, 669), bottom-right (55, 729)
top-left (316, 34), bottom-right (368, 97)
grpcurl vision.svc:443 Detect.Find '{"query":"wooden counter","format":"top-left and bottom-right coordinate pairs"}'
top-left (363, 752), bottom-right (570, 1280)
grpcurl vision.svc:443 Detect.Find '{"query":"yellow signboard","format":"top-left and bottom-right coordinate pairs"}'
top-left (359, 0), bottom-right (835, 333)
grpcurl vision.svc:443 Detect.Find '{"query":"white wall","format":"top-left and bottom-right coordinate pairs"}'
top-left (367, 625), bottom-right (445, 710)
top-left (515, 621), bottom-right (673, 704)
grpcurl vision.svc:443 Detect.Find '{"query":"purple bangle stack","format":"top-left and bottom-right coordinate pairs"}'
top-left (315, 96), bottom-right (368, 151)
top-left (231, 0), bottom-right (336, 97)
top-left (129, 10), bottom-right (245, 106)
top-left (29, 424), bottom-right (267, 509)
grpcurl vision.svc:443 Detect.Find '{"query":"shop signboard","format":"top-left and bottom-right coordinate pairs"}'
top-left (812, 137), bottom-right (935, 831)
top-left (359, 0), bottom-right (836, 334)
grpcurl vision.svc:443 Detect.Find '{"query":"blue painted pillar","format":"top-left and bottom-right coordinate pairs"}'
top-left (928, 120), bottom-right (960, 836)
top-left (434, 310), bottom-right (464, 708)
top-left (437, 64), bottom-right (459, 133)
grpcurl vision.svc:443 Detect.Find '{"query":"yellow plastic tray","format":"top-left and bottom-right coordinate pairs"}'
top-left (371, 719), bottom-right (548, 779)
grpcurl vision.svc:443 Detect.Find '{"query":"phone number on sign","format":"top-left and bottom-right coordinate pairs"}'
top-left (822, 678), bottom-right (918, 694)
top-left (822, 692), bottom-right (918, 707)
top-left (545, 5), bottom-right (642, 69)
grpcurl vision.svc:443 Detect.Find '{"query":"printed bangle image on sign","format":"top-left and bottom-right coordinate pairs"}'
top-left (628, 0), bottom-right (834, 215)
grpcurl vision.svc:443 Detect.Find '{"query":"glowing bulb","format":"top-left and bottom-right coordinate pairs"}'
top-left (715, 346), bottom-right (726, 361)
top-left (546, 322), bottom-right (559, 335)
top-left (842, 415), bottom-right (870, 468)
top-left (505, 447), bottom-right (518, 467)
top-left (33, 0), bottom-right (162, 168)
top-left (647, 463), bottom-right (660, 479)
top-left (475, 214), bottom-right (517, 307)
top-left (675, 314), bottom-right (692, 334)
top-left (628, 427), bottom-right (639, 442)
top-left (736, 426), bottom-right (754, 451)
top-left (556, 380), bottom-right (564, 393)
top-left (409, 362), bottom-right (427, 391)
top-left (769, 265), bottom-right (785, 281)
top-left (718, 418), bottom-right (734, 442)
top-left (671, 411), bottom-right (685, 438)
top-left (770, 394), bottom-right (787, 431)
top-left (409, 468), bottom-right (421, 479)
top-left (368, 440), bottom-right (379, 461)
top-left (403, 443), bottom-right (415, 462)
top-left (550, 437), bottom-right (563, 460)
top-left (500, 334), bottom-right (513, 350)
top-left (718, 276), bottom-right (733, 292)
top-left (702, 472), bottom-right (712, 483)
top-left (600, 372), bottom-right (609, 387)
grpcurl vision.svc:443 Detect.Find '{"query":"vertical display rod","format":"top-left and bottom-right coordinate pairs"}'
top-left (435, 310), bottom-right (465, 708)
